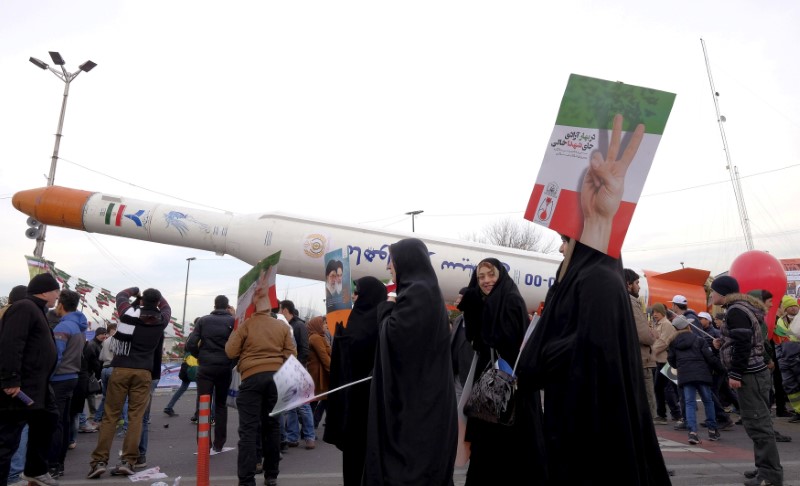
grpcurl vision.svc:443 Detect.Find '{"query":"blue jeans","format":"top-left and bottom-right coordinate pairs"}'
top-left (95, 367), bottom-right (128, 426)
top-left (165, 379), bottom-right (190, 411)
top-left (683, 382), bottom-right (717, 433)
top-left (138, 379), bottom-right (159, 456)
top-left (284, 403), bottom-right (315, 442)
top-left (7, 424), bottom-right (28, 483)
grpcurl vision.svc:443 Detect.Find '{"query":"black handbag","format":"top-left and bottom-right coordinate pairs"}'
top-left (87, 375), bottom-right (102, 395)
top-left (463, 348), bottom-right (517, 426)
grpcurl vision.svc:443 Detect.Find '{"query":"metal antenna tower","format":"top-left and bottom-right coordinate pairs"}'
top-left (700, 38), bottom-right (754, 251)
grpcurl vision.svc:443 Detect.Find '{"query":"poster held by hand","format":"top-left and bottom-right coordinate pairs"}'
top-left (524, 74), bottom-right (676, 258)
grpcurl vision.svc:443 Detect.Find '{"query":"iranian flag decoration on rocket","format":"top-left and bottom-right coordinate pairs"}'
top-left (524, 74), bottom-right (676, 258)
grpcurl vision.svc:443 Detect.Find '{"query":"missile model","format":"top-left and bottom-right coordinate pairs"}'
top-left (12, 185), bottom-right (709, 312)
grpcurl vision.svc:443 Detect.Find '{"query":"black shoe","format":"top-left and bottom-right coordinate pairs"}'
top-left (743, 477), bottom-right (778, 486)
top-left (708, 429), bottom-right (720, 441)
top-left (110, 461), bottom-right (135, 476)
top-left (134, 455), bottom-right (147, 469)
top-left (87, 462), bottom-right (107, 479)
top-left (265, 477), bottom-right (278, 486)
top-left (190, 415), bottom-right (198, 424)
top-left (674, 421), bottom-right (687, 431)
top-left (163, 408), bottom-right (178, 417)
top-left (48, 465), bottom-right (63, 479)
top-left (788, 413), bottom-right (800, 423)
top-left (280, 441), bottom-right (289, 453)
top-left (744, 469), bottom-right (758, 479)
top-left (688, 432), bottom-right (701, 445)
top-left (287, 441), bottom-right (299, 447)
top-left (775, 409), bottom-right (793, 417)
top-left (255, 461), bottom-right (263, 474)
top-left (718, 420), bottom-right (735, 431)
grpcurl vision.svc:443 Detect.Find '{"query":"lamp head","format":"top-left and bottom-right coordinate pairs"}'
top-left (49, 51), bottom-right (65, 66)
top-left (29, 57), bottom-right (48, 70)
top-left (79, 60), bottom-right (97, 72)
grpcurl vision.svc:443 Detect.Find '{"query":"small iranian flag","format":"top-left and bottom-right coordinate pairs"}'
top-left (524, 74), bottom-right (675, 258)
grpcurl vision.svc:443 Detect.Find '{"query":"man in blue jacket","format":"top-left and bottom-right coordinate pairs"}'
top-left (48, 289), bottom-right (88, 479)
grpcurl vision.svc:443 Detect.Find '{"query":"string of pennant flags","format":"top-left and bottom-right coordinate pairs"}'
top-left (25, 255), bottom-right (185, 340)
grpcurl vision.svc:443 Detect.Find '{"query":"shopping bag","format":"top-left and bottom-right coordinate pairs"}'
top-left (227, 367), bottom-right (241, 409)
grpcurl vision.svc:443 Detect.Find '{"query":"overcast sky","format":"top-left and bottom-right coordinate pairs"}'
top-left (1, 0), bottom-right (798, 324)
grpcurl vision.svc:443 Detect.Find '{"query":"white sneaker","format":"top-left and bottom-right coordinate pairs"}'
top-left (20, 472), bottom-right (59, 486)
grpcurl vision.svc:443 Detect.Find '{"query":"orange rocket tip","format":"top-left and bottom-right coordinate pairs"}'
top-left (12, 186), bottom-right (94, 230)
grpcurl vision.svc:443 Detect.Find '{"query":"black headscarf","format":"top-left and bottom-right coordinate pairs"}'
top-left (516, 241), bottom-right (671, 485)
top-left (363, 238), bottom-right (458, 485)
top-left (458, 257), bottom-right (529, 365)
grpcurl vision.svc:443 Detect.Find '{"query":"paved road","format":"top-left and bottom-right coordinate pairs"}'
top-left (53, 389), bottom-right (799, 485)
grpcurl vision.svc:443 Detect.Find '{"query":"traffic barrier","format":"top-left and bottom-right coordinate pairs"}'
top-left (197, 394), bottom-right (211, 486)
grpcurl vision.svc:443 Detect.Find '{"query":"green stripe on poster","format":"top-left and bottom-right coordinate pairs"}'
top-left (554, 74), bottom-right (676, 135)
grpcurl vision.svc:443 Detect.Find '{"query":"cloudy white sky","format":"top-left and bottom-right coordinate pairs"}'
top-left (1, 0), bottom-right (798, 324)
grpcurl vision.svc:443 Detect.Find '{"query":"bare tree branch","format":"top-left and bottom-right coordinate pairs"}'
top-left (461, 218), bottom-right (561, 254)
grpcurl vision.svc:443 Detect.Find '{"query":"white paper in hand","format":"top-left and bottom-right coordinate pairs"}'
top-left (270, 355), bottom-right (316, 416)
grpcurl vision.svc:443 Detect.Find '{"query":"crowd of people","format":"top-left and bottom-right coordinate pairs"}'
top-left (2, 242), bottom-right (799, 486)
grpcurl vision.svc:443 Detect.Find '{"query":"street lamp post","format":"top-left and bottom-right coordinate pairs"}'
top-left (182, 257), bottom-right (196, 329)
top-left (29, 51), bottom-right (97, 258)
top-left (405, 210), bottom-right (424, 233)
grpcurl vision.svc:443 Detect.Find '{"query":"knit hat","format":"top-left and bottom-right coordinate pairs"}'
top-left (672, 315), bottom-right (690, 330)
top-left (214, 295), bottom-right (229, 309)
top-left (651, 302), bottom-right (667, 316)
top-left (782, 295), bottom-right (799, 311)
top-left (27, 273), bottom-right (60, 295)
top-left (8, 285), bottom-right (27, 303)
top-left (711, 275), bottom-right (739, 296)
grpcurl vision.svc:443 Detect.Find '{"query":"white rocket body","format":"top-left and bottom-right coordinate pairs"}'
top-left (81, 192), bottom-right (562, 309)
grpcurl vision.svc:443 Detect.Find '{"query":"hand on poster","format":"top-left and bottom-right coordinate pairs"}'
top-left (580, 114), bottom-right (644, 253)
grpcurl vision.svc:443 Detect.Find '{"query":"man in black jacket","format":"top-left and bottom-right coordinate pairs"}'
top-left (87, 287), bottom-right (170, 480)
top-left (711, 275), bottom-right (783, 486)
top-left (0, 272), bottom-right (61, 486)
top-left (187, 295), bottom-right (235, 452)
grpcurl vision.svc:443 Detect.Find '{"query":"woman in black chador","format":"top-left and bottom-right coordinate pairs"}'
top-left (457, 257), bottom-right (547, 485)
top-left (362, 238), bottom-right (458, 486)
top-left (323, 276), bottom-right (386, 486)
top-left (516, 238), bottom-right (672, 485)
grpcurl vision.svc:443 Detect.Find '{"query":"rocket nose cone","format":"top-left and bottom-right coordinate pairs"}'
top-left (12, 186), bottom-right (93, 230)
top-left (11, 187), bottom-right (44, 216)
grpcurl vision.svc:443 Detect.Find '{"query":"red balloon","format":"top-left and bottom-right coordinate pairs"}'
top-left (728, 250), bottom-right (787, 338)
